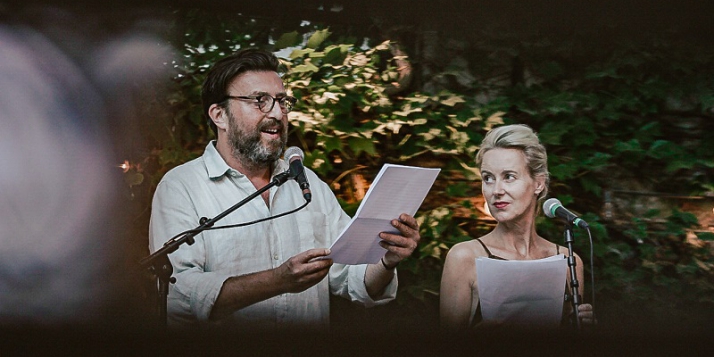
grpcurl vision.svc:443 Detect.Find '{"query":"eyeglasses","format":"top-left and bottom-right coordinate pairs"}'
top-left (224, 94), bottom-right (297, 113)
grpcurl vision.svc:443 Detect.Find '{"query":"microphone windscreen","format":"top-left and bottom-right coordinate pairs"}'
top-left (284, 146), bottom-right (304, 162)
top-left (542, 198), bottom-right (560, 218)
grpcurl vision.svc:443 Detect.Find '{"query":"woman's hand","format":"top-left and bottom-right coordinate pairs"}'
top-left (578, 303), bottom-right (596, 325)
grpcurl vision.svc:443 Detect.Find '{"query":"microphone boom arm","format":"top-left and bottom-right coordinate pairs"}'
top-left (139, 170), bottom-right (291, 327)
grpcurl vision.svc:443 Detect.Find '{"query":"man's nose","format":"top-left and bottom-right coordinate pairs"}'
top-left (267, 98), bottom-right (284, 119)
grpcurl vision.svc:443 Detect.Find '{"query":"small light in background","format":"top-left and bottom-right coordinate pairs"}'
top-left (118, 160), bottom-right (130, 173)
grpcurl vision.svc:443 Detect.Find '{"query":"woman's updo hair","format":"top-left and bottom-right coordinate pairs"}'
top-left (475, 124), bottom-right (550, 203)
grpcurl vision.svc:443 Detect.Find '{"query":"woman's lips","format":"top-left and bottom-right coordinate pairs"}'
top-left (493, 202), bottom-right (509, 209)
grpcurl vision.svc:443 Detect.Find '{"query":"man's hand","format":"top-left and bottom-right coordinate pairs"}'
top-left (274, 248), bottom-right (333, 293)
top-left (378, 213), bottom-right (421, 268)
top-left (210, 248), bottom-right (332, 320)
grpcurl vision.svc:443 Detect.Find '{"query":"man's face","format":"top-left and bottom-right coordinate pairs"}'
top-left (224, 70), bottom-right (289, 165)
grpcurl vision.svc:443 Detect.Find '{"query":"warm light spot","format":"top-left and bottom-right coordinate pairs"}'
top-left (483, 201), bottom-right (492, 218)
top-left (118, 160), bottom-right (131, 173)
top-left (334, 157), bottom-right (342, 164)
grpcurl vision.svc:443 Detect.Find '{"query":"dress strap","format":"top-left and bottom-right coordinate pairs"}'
top-left (556, 243), bottom-right (560, 255)
top-left (475, 238), bottom-right (495, 258)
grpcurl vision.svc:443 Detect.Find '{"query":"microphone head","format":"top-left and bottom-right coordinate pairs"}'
top-left (542, 198), bottom-right (561, 218)
top-left (284, 146), bottom-right (304, 162)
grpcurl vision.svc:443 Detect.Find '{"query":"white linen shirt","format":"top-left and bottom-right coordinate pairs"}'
top-left (149, 141), bottom-right (397, 330)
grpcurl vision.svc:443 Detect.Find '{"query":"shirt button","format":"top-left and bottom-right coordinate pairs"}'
top-left (273, 254), bottom-right (279, 260)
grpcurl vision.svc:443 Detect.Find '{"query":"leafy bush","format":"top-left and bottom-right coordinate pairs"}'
top-left (126, 9), bottom-right (714, 328)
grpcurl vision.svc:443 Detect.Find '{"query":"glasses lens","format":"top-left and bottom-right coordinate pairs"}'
top-left (280, 97), bottom-right (296, 112)
top-left (256, 95), bottom-right (274, 113)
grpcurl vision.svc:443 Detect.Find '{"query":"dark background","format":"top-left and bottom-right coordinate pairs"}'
top-left (2, 0), bottom-right (713, 355)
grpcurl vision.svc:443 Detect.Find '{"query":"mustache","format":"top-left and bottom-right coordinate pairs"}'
top-left (258, 118), bottom-right (285, 132)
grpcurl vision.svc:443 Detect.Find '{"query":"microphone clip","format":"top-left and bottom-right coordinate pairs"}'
top-left (271, 170), bottom-right (291, 186)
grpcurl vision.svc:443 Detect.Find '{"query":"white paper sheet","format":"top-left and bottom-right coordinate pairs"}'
top-left (476, 255), bottom-right (568, 327)
top-left (326, 164), bottom-right (440, 265)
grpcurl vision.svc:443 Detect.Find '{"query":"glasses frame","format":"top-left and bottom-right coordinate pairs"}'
top-left (224, 94), bottom-right (297, 113)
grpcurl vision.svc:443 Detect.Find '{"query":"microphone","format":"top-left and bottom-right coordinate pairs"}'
top-left (543, 198), bottom-right (589, 228)
top-left (284, 146), bottom-right (312, 202)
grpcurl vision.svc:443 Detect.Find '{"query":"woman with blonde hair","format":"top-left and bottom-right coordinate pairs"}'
top-left (440, 124), bottom-right (593, 332)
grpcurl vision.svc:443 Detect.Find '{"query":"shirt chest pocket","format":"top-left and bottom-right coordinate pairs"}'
top-left (294, 211), bottom-right (329, 251)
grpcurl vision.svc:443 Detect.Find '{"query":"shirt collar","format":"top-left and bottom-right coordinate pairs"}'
top-left (204, 141), bottom-right (289, 180)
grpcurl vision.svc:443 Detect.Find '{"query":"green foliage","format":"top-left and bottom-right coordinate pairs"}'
top-left (615, 209), bottom-right (714, 304)
top-left (128, 9), bottom-right (714, 322)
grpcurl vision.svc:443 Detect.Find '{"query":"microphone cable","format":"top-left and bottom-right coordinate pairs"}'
top-left (161, 171), bottom-right (310, 242)
top-left (585, 226), bottom-right (597, 324)
top-left (203, 199), bottom-right (310, 231)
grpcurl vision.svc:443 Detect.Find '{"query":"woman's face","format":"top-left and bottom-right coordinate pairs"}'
top-left (481, 148), bottom-right (544, 223)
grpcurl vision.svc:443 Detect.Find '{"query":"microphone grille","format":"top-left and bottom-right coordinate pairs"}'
top-left (284, 146), bottom-right (304, 162)
top-left (542, 198), bottom-right (560, 218)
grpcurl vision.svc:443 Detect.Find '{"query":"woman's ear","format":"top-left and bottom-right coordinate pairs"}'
top-left (208, 103), bottom-right (228, 132)
top-left (534, 175), bottom-right (546, 195)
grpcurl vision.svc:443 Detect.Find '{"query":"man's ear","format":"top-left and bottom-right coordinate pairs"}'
top-left (208, 104), bottom-right (228, 131)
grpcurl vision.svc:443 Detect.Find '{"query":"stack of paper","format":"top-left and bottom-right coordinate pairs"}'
top-left (326, 164), bottom-right (440, 265)
top-left (476, 255), bottom-right (568, 327)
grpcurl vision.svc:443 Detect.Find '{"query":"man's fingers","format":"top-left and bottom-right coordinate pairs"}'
top-left (398, 213), bottom-right (418, 229)
top-left (379, 232), bottom-right (409, 247)
top-left (301, 248), bottom-right (331, 261)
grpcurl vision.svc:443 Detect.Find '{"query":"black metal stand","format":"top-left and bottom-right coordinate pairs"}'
top-left (563, 222), bottom-right (582, 331)
top-left (139, 171), bottom-right (291, 327)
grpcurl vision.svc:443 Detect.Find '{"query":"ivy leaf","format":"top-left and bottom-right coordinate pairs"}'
top-left (549, 163), bottom-right (579, 180)
top-left (538, 121), bottom-right (571, 146)
top-left (445, 182), bottom-right (471, 197)
top-left (289, 48), bottom-right (314, 59)
top-left (292, 62), bottom-right (319, 74)
top-left (665, 156), bottom-right (697, 172)
top-left (306, 29), bottom-right (331, 49)
top-left (614, 139), bottom-right (643, 154)
top-left (347, 136), bottom-right (376, 156)
top-left (304, 150), bottom-right (332, 176)
top-left (647, 140), bottom-right (676, 159)
top-left (323, 45), bottom-right (349, 65)
top-left (321, 135), bottom-right (343, 152)
top-left (440, 95), bottom-right (466, 107)
top-left (580, 175), bottom-right (602, 196)
top-left (484, 111), bottom-right (505, 130)
top-left (696, 232), bottom-right (714, 241)
top-left (274, 31), bottom-right (301, 50)
top-left (584, 152), bottom-right (613, 170)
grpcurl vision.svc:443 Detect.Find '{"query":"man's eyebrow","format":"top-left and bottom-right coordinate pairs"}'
top-left (250, 90), bottom-right (288, 97)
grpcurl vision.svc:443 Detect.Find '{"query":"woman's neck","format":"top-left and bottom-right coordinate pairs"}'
top-left (492, 223), bottom-right (539, 258)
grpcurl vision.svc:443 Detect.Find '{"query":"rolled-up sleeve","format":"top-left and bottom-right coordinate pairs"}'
top-left (149, 178), bottom-right (230, 323)
top-left (328, 263), bottom-right (397, 307)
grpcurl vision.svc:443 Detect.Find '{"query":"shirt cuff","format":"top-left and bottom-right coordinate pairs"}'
top-left (348, 264), bottom-right (398, 308)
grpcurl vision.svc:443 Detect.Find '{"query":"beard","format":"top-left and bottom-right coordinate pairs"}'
top-left (226, 110), bottom-right (287, 167)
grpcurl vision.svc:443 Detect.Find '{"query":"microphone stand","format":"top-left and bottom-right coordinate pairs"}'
top-left (139, 171), bottom-right (291, 328)
top-left (563, 222), bottom-right (582, 331)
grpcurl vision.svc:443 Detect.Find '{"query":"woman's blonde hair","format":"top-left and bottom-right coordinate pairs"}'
top-left (475, 124), bottom-right (550, 204)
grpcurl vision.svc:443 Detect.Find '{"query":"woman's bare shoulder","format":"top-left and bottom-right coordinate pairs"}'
top-left (446, 238), bottom-right (491, 263)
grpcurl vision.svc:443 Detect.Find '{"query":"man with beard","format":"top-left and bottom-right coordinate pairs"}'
top-left (149, 49), bottom-right (420, 331)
